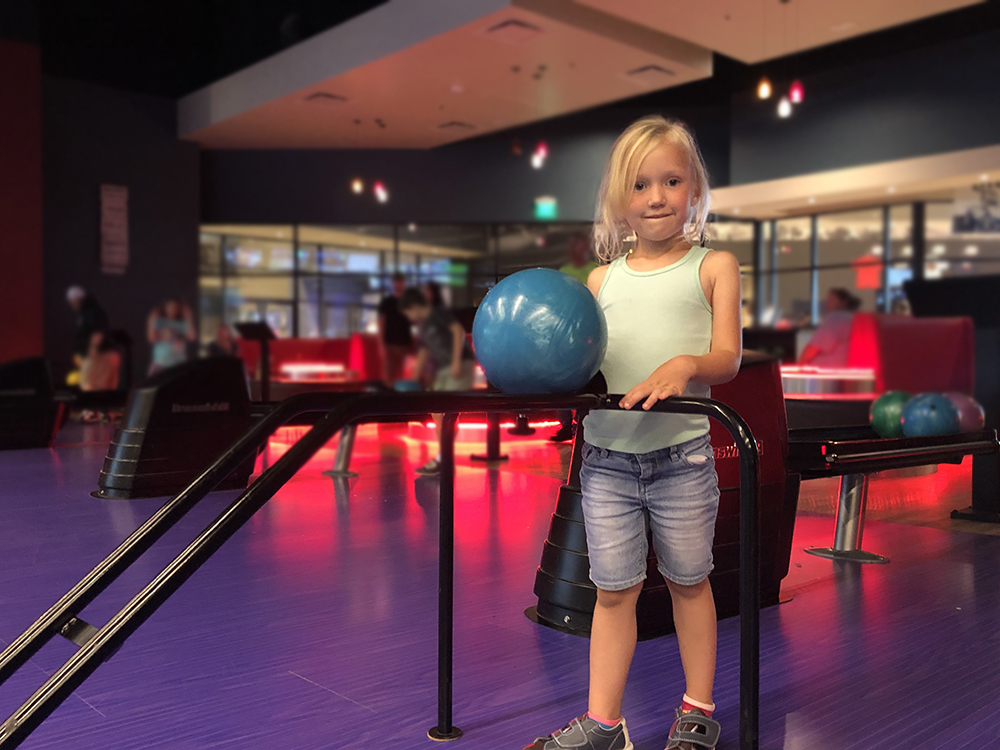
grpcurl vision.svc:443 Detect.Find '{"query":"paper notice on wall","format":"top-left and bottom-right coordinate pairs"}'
top-left (100, 184), bottom-right (129, 274)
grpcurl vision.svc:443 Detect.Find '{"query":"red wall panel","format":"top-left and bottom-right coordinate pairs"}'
top-left (0, 41), bottom-right (43, 361)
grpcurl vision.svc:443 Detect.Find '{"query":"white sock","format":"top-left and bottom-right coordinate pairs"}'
top-left (681, 694), bottom-right (716, 714)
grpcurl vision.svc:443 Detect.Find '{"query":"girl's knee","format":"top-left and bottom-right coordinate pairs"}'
top-left (665, 577), bottom-right (711, 600)
top-left (596, 582), bottom-right (643, 608)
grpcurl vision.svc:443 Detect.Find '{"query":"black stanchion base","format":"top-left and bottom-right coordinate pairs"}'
top-left (470, 453), bottom-right (509, 462)
top-left (951, 506), bottom-right (1000, 524)
top-left (508, 426), bottom-right (535, 436)
top-left (321, 469), bottom-right (359, 479)
top-left (428, 726), bottom-right (464, 742)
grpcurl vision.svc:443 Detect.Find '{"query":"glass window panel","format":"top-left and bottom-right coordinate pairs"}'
top-left (494, 223), bottom-right (594, 275)
top-left (889, 204), bottom-right (913, 259)
top-left (223, 235), bottom-right (294, 273)
top-left (709, 219), bottom-right (754, 266)
top-left (922, 202), bottom-right (1000, 259)
top-left (774, 270), bottom-right (813, 327)
top-left (199, 233), bottom-right (222, 274)
top-left (817, 209), bottom-right (884, 267)
top-left (297, 243), bottom-right (319, 273)
top-left (887, 260), bottom-right (913, 315)
top-left (297, 277), bottom-right (322, 338)
top-left (774, 217), bottom-right (812, 269)
top-left (226, 275), bottom-right (293, 301)
top-left (925, 259), bottom-right (1000, 279)
top-left (198, 277), bottom-right (224, 345)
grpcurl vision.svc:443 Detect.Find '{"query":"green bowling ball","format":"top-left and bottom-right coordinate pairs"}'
top-left (870, 391), bottom-right (912, 438)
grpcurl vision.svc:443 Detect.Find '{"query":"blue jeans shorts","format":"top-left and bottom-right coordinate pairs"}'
top-left (579, 433), bottom-right (720, 590)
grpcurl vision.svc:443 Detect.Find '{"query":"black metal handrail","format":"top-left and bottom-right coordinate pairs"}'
top-left (0, 391), bottom-right (761, 750)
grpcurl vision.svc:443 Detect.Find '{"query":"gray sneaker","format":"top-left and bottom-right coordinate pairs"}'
top-left (523, 714), bottom-right (632, 750)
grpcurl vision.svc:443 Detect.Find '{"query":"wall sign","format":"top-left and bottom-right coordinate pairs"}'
top-left (100, 184), bottom-right (129, 274)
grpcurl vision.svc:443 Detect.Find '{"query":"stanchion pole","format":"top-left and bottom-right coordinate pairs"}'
top-left (471, 412), bottom-right (508, 462)
top-left (428, 413), bottom-right (462, 741)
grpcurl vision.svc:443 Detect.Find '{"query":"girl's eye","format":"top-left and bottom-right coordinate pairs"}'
top-left (634, 182), bottom-right (645, 191)
top-left (668, 178), bottom-right (681, 187)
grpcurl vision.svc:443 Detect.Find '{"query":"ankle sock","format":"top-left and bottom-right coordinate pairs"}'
top-left (587, 712), bottom-right (621, 730)
top-left (681, 694), bottom-right (715, 716)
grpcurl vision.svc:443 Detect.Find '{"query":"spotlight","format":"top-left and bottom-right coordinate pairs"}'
top-left (373, 181), bottom-right (389, 203)
top-left (789, 80), bottom-right (804, 104)
top-left (351, 178), bottom-right (364, 194)
top-left (777, 96), bottom-right (792, 118)
top-left (757, 77), bottom-right (772, 99)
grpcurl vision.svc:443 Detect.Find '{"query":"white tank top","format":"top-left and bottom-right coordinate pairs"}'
top-left (583, 246), bottom-right (714, 453)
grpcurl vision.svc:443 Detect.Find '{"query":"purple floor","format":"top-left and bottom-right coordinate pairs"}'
top-left (2, 424), bottom-right (1000, 749)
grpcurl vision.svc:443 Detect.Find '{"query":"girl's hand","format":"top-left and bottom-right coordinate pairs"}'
top-left (620, 356), bottom-right (697, 411)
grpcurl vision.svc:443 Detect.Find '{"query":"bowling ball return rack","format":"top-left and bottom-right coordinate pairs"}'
top-left (788, 426), bottom-right (999, 563)
top-left (0, 391), bottom-right (763, 750)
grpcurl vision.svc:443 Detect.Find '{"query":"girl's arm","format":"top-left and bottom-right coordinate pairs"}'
top-left (621, 251), bottom-right (743, 411)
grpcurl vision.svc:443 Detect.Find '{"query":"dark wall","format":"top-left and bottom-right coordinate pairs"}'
top-left (731, 28), bottom-right (1000, 184)
top-left (43, 77), bottom-right (200, 382)
top-left (201, 104), bottom-right (730, 225)
top-left (0, 0), bottom-right (39, 44)
top-left (0, 40), bottom-right (43, 362)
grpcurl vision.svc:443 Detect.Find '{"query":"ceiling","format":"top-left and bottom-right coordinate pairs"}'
top-left (710, 144), bottom-right (1000, 219)
top-left (575, 0), bottom-right (982, 64)
top-left (33, 0), bottom-right (995, 153)
top-left (178, 0), bottom-right (713, 149)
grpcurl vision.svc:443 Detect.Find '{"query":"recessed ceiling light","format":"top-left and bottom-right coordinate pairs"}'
top-left (450, 84), bottom-right (464, 94)
top-left (981, 173), bottom-right (990, 182)
top-left (887, 186), bottom-right (896, 194)
top-left (732, 208), bottom-right (741, 215)
top-left (807, 197), bottom-right (816, 204)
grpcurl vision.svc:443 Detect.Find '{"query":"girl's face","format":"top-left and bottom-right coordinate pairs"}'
top-left (624, 141), bottom-right (697, 247)
top-left (165, 300), bottom-right (180, 318)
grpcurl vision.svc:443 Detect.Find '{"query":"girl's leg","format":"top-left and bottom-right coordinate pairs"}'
top-left (666, 577), bottom-right (717, 704)
top-left (588, 581), bottom-right (643, 721)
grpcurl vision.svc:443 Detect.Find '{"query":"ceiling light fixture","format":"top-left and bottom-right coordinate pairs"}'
top-left (777, 96), bottom-right (792, 118)
top-left (373, 181), bottom-right (389, 203)
top-left (351, 178), bottom-right (364, 195)
top-left (789, 79), bottom-right (804, 104)
top-left (757, 77), bottom-right (772, 99)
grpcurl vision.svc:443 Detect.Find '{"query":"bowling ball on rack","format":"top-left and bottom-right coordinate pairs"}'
top-left (942, 392), bottom-right (986, 433)
top-left (472, 268), bottom-right (607, 394)
top-left (869, 391), bottom-right (911, 438)
top-left (900, 393), bottom-right (961, 438)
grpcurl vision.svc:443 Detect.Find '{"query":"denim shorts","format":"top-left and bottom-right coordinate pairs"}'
top-left (579, 433), bottom-right (720, 590)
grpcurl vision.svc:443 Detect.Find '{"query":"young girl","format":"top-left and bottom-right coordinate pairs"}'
top-left (524, 116), bottom-right (742, 750)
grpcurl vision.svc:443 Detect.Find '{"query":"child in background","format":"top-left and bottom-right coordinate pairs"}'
top-left (524, 116), bottom-right (742, 750)
top-left (398, 288), bottom-right (475, 476)
top-left (147, 299), bottom-right (195, 376)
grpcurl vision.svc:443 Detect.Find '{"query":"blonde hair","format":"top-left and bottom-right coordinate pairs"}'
top-left (593, 115), bottom-right (711, 263)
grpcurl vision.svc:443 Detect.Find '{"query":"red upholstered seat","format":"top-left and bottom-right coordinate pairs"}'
top-left (236, 334), bottom-right (383, 381)
top-left (846, 313), bottom-right (975, 394)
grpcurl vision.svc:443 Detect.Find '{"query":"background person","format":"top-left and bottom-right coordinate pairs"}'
top-left (798, 288), bottom-right (862, 368)
top-left (66, 286), bottom-right (108, 385)
top-left (398, 287), bottom-right (475, 476)
top-left (147, 298), bottom-right (195, 376)
top-left (377, 272), bottom-right (414, 385)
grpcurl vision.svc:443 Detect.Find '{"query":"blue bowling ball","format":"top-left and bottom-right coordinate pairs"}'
top-left (393, 379), bottom-right (422, 392)
top-left (900, 393), bottom-right (961, 437)
top-left (472, 268), bottom-right (607, 394)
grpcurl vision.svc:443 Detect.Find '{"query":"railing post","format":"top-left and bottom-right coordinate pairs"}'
top-left (471, 412), bottom-right (508, 462)
top-left (428, 413), bottom-right (462, 741)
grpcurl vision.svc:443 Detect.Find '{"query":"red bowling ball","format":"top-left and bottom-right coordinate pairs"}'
top-left (943, 392), bottom-right (986, 433)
